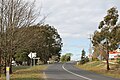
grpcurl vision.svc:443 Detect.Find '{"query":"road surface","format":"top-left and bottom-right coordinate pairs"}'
top-left (44, 61), bottom-right (120, 80)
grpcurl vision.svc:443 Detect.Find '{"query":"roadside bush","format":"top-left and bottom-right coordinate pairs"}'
top-left (85, 56), bottom-right (89, 62)
top-left (117, 58), bottom-right (120, 64)
top-left (116, 55), bottom-right (120, 64)
top-left (92, 57), bottom-right (99, 61)
top-left (80, 57), bottom-right (89, 64)
top-left (80, 59), bottom-right (86, 64)
top-left (80, 50), bottom-right (89, 64)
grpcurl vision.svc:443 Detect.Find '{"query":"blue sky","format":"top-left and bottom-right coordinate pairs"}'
top-left (35, 0), bottom-right (120, 60)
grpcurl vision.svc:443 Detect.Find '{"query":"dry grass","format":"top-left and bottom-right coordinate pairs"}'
top-left (76, 61), bottom-right (120, 79)
top-left (1, 65), bottom-right (47, 80)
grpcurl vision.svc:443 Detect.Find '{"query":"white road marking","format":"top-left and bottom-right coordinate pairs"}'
top-left (62, 63), bottom-right (93, 80)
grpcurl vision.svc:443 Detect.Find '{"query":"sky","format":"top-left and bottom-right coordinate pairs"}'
top-left (35, 0), bottom-right (120, 60)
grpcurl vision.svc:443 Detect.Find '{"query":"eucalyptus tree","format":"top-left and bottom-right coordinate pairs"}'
top-left (13, 24), bottom-right (62, 64)
top-left (92, 31), bottom-right (106, 60)
top-left (92, 7), bottom-right (119, 70)
top-left (34, 24), bottom-right (62, 63)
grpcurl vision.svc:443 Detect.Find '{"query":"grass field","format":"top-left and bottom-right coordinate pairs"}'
top-left (0, 65), bottom-right (47, 80)
top-left (76, 61), bottom-right (120, 79)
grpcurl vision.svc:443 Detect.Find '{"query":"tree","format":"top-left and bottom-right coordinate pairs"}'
top-left (92, 7), bottom-right (119, 70)
top-left (0, 0), bottom-right (62, 75)
top-left (80, 49), bottom-right (89, 64)
top-left (14, 52), bottom-right (29, 65)
top-left (80, 49), bottom-right (86, 64)
top-left (92, 31), bottom-right (107, 60)
top-left (60, 53), bottom-right (73, 62)
top-left (81, 49), bottom-right (86, 59)
top-left (65, 53), bottom-right (73, 57)
top-left (60, 55), bottom-right (66, 62)
top-left (0, 0), bottom-right (43, 74)
top-left (12, 24), bottom-right (62, 64)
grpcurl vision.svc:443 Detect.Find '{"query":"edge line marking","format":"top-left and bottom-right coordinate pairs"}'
top-left (62, 63), bottom-right (93, 80)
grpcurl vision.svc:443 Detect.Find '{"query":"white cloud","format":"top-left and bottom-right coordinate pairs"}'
top-left (36, 0), bottom-right (120, 60)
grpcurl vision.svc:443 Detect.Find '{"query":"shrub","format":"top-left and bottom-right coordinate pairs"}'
top-left (116, 55), bottom-right (120, 64)
top-left (80, 57), bottom-right (89, 64)
top-left (117, 58), bottom-right (120, 64)
top-left (80, 59), bottom-right (86, 64)
top-left (92, 57), bottom-right (99, 61)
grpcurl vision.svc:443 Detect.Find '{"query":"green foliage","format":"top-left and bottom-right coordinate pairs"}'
top-left (92, 7), bottom-right (120, 59)
top-left (60, 55), bottom-right (66, 62)
top-left (80, 57), bottom-right (89, 64)
top-left (92, 7), bottom-right (120, 70)
top-left (14, 52), bottom-right (29, 63)
top-left (0, 24), bottom-right (62, 65)
top-left (60, 53), bottom-right (73, 62)
top-left (80, 50), bottom-right (89, 64)
top-left (92, 57), bottom-right (99, 61)
top-left (65, 53), bottom-right (73, 57)
top-left (81, 49), bottom-right (85, 59)
top-left (66, 56), bottom-right (71, 61)
top-left (13, 24), bottom-right (62, 63)
top-left (85, 56), bottom-right (89, 62)
top-left (80, 59), bottom-right (86, 64)
top-left (116, 55), bottom-right (120, 64)
top-left (0, 0), bottom-right (62, 74)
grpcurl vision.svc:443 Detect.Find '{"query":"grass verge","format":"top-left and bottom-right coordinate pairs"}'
top-left (1, 65), bottom-right (47, 80)
top-left (75, 61), bottom-right (120, 79)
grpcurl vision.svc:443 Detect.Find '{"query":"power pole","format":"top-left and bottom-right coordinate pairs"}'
top-left (88, 34), bottom-right (92, 61)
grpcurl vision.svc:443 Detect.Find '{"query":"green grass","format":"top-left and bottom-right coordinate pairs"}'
top-left (12, 66), bottom-right (30, 72)
top-left (76, 61), bottom-right (120, 79)
top-left (1, 65), bottom-right (47, 80)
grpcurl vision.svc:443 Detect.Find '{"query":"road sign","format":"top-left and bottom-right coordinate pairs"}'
top-left (28, 52), bottom-right (37, 59)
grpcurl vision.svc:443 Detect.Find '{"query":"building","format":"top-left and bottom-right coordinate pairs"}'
top-left (109, 48), bottom-right (120, 59)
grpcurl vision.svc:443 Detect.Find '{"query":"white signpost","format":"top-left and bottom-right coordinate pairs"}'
top-left (6, 67), bottom-right (10, 80)
top-left (28, 52), bottom-right (37, 66)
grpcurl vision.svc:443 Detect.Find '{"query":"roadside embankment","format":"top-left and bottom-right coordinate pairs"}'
top-left (75, 61), bottom-right (120, 79)
top-left (1, 65), bottom-right (47, 80)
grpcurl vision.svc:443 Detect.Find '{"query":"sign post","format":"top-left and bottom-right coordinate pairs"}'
top-left (28, 52), bottom-right (37, 66)
top-left (6, 67), bottom-right (10, 80)
top-left (33, 58), bottom-right (35, 66)
top-left (31, 53), bottom-right (32, 66)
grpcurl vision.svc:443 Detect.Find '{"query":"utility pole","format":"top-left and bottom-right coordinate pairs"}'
top-left (88, 34), bottom-right (92, 61)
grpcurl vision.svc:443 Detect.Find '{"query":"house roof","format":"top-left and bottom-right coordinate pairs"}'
top-left (109, 49), bottom-right (120, 54)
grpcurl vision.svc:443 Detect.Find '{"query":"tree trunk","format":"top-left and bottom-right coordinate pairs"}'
top-left (10, 64), bottom-right (12, 74)
top-left (0, 49), bottom-right (1, 77)
top-left (4, 58), bottom-right (6, 76)
top-left (106, 48), bottom-right (110, 70)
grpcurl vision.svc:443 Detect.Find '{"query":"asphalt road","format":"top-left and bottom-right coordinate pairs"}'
top-left (44, 61), bottom-right (120, 80)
